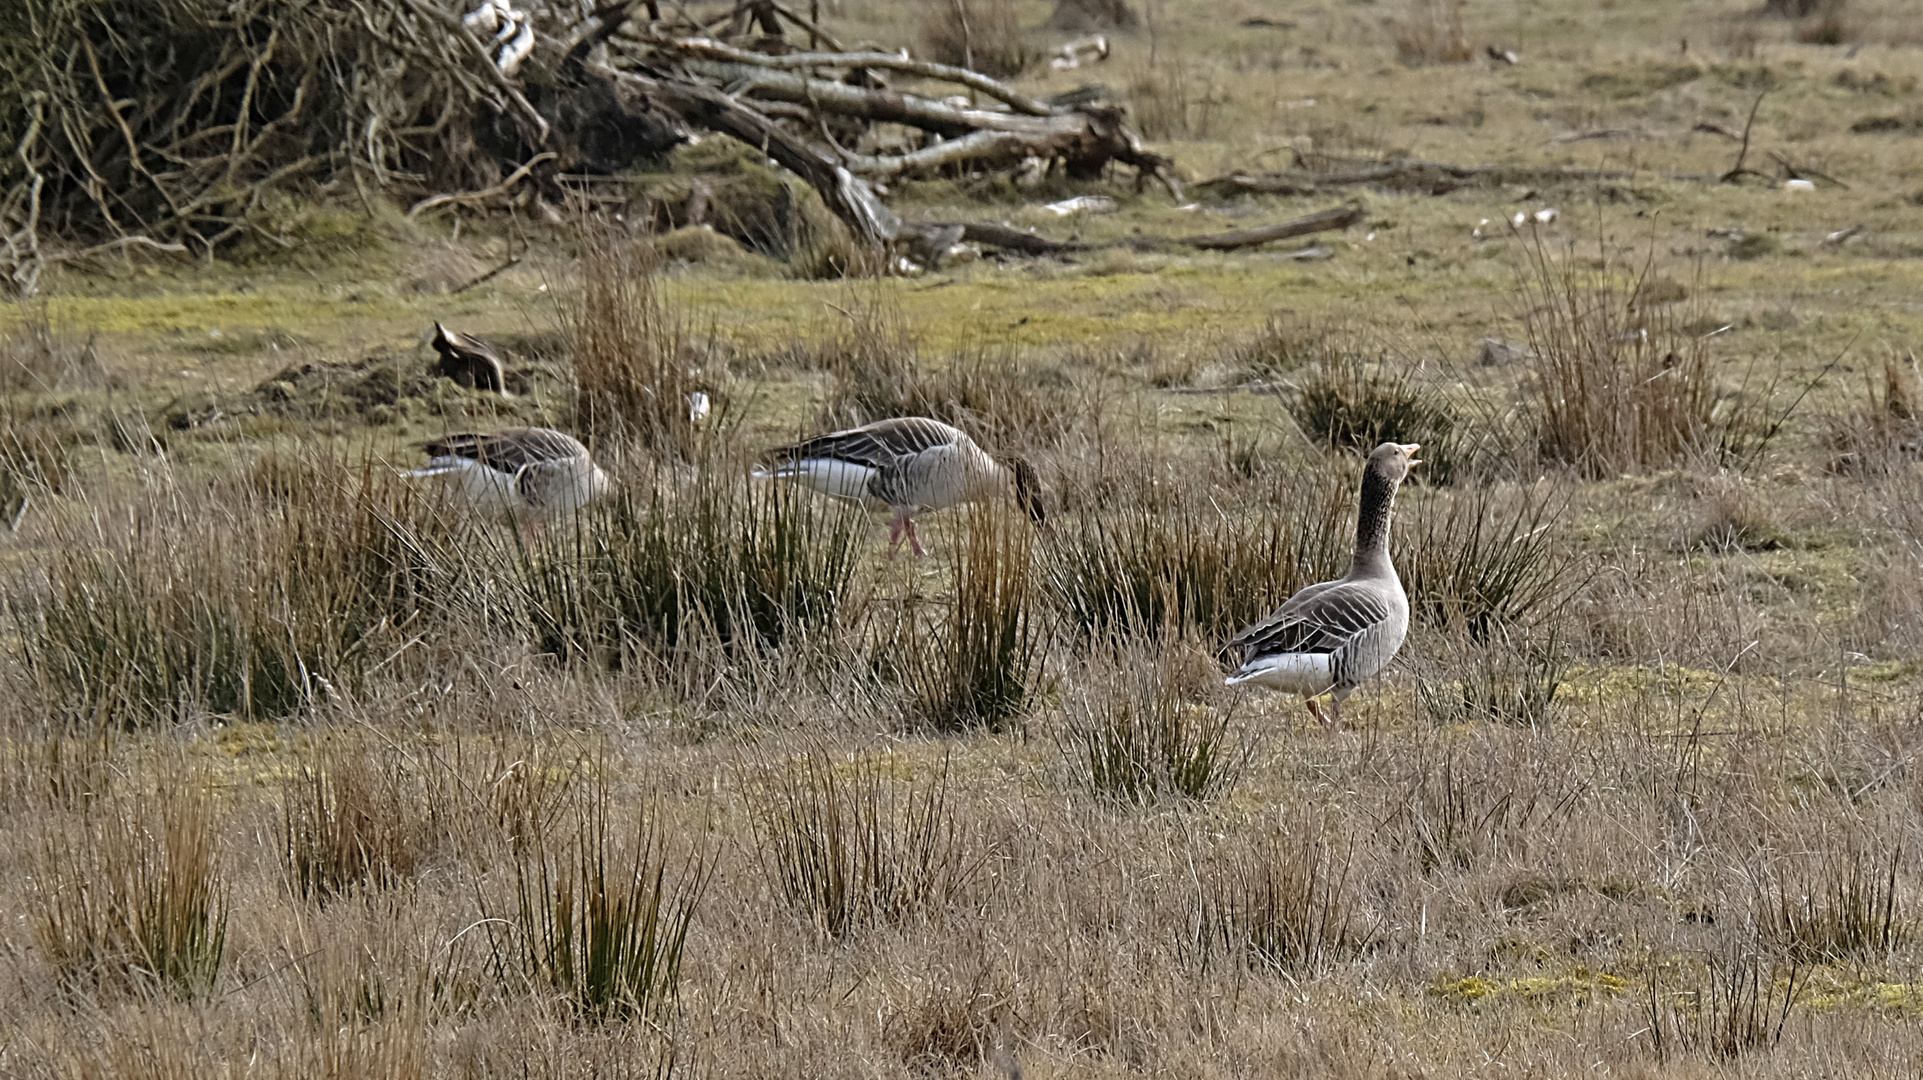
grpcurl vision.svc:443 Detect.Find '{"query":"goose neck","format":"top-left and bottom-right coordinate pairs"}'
top-left (1350, 468), bottom-right (1400, 576)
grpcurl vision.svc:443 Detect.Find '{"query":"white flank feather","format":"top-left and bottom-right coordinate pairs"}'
top-left (1225, 652), bottom-right (1337, 696)
top-left (763, 458), bottom-right (878, 503)
top-left (407, 455), bottom-right (518, 513)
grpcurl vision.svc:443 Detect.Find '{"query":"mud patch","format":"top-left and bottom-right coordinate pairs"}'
top-left (243, 347), bottom-right (568, 428)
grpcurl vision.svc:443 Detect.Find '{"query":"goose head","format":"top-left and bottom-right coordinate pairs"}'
top-left (1002, 455), bottom-right (1049, 530)
top-left (591, 464), bottom-right (613, 500)
top-left (1366, 442), bottom-right (1422, 484)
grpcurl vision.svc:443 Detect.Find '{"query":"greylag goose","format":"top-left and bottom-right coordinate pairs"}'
top-left (406, 427), bottom-right (608, 523)
top-left (757, 417), bottom-right (1045, 556)
top-left (431, 322), bottom-right (508, 395)
top-left (1226, 442), bottom-right (1421, 726)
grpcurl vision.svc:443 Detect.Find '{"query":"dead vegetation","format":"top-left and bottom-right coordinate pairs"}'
top-left (7, 0), bottom-right (1923, 1074)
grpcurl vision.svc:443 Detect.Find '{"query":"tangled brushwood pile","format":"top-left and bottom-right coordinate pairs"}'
top-left (0, 0), bottom-right (1177, 292)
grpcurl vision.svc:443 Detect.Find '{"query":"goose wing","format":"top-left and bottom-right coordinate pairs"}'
top-left (766, 417), bottom-right (966, 471)
top-left (1229, 578), bottom-right (1392, 660)
top-left (423, 428), bottom-right (585, 475)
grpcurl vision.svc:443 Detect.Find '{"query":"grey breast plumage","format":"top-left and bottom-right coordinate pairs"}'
top-left (431, 322), bottom-right (507, 395)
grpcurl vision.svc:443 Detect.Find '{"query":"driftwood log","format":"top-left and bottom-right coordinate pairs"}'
top-left (0, 0), bottom-right (1185, 288)
top-left (1193, 157), bottom-right (1743, 200)
top-left (609, 34), bottom-right (1176, 190)
top-left (932, 201), bottom-right (1365, 258)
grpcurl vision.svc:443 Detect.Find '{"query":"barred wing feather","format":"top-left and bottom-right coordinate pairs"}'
top-left (1231, 580), bottom-right (1392, 660)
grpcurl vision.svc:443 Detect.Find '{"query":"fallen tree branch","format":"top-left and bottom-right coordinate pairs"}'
top-left (939, 202), bottom-right (1363, 258)
top-left (638, 35), bottom-right (1056, 115)
top-left (407, 152), bottom-right (558, 219)
top-left (1721, 90), bottom-right (1768, 184)
top-left (1196, 160), bottom-right (1652, 199)
top-left (584, 60), bottom-right (899, 243)
top-left (955, 221), bottom-right (1087, 255)
top-left (1181, 203), bottom-right (1364, 251)
top-left (648, 53), bottom-right (1171, 184)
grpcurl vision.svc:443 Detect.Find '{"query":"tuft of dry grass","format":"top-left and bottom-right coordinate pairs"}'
top-left (1414, 625), bottom-right (1567, 726)
top-left (1397, 480), bottom-right (1576, 639)
top-left (1515, 237), bottom-right (1752, 478)
top-left (283, 736), bottom-right (437, 902)
top-left (492, 777), bottom-right (706, 1023)
top-left (918, 0), bottom-right (1029, 78)
top-left (1392, 0), bottom-right (1473, 66)
top-left (1283, 349), bottom-right (1457, 460)
top-left (1059, 640), bottom-right (1247, 803)
top-left (0, 302), bottom-right (109, 393)
top-left (1197, 827), bottom-right (1368, 977)
top-left (511, 463), bottom-right (866, 667)
top-left (798, 293), bottom-right (1080, 452)
top-left (747, 748), bottom-right (973, 939)
top-left (10, 457), bottom-right (463, 725)
top-left (1758, 843), bottom-right (1902, 963)
top-left (1821, 353), bottom-right (1923, 474)
top-left (904, 506), bottom-right (1043, 732)
top-left (1686, 474), bottom-right (1790, 552)
top-left (564, 220), bottom-right (713, 463)
top-left (1127, 59), bottom-right (1225, 142)
top-left (34, 779), bottom-right (228, 1000)
top-left (1645, 941), bottom-right (1802, 1063)
top-left (1044, 459), bottom-right (1350, 646)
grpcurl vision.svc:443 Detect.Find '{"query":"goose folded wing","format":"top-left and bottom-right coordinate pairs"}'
top-left (1230, 581), bottom-right (1391, 659)
top-left (424, 429), bottom-right (578, 473)
top-left (768, 417), bottom-right (958, 470)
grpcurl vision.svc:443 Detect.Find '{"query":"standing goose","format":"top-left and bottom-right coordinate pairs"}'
top-left (1226, 442), bottom-right (1422, 726)
top-left (431, 322), bottom-right (508, 395)
top-left (758, 417), bottom-right (1045, 556)
top-left (406, 427), bottom-right (609, 524)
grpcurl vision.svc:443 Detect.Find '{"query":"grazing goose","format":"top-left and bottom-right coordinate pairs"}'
top-left (757, 417), bottom-right (1045, 556)
top-left (406, 427), bottom-right (609, 524)
top-left (431, 322), bottom-right (508, 395)
top-left (1226, 442), bottom-right (1422, 726)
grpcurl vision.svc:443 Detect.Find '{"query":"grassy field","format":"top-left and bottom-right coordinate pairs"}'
top-left (5, 0), bottom-right (1923, 1076)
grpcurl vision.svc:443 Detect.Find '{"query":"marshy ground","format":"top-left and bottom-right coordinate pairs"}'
top-left (5, 0), bottom-right (1923, 1076)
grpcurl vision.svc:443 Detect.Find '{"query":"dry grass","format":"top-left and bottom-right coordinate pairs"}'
top-left (12, 0), bottom-right (1923, 1073)
top-left (563, 221), bottom-right (712, 463)
top-left (1516, 235), bottom-right (1754, 478)
top-left (9, 456), bottom-right (462, 725)
top-left (0, 303), bottom-right (109, 392)
top-left (1044, 457), bottom-right (1351, 645)
top-left (903, 506), bottom-right (1043, 732)
top-left (1197, 827), bottom-right (1368, 977)
top-left (33, 777), bottom-right (227, 1000)
top-left (283, 735), bottom-right (438, 901)
top-left (1392, 0), bottom-right (1473, 66)
top-left (509, 464), bottom-right (866, 668)
top-left (747, 747), bottom-right (973, 938)
top-left (1059, 640), bottom-right (1248, 803)
top-left (917, 0), bottom-right (1029, 79)
top-left (492, 776), bottom-right (705, 1023)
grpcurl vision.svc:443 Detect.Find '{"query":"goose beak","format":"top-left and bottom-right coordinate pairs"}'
top-left (1400, 442), bottom-right (1423, 465)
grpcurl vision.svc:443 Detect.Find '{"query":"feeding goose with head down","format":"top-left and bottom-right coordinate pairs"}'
top-left (756, 416), bottom-right (1046, 556)
top-left (1226, 441), bottom-right (1421, 727)
top-left (405, 426), bottom-right (609, 529)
